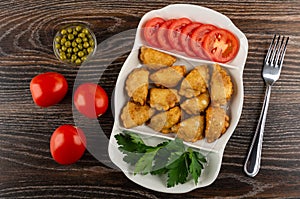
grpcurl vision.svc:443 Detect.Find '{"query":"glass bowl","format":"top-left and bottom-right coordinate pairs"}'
top-left (53, 23), bottom-right (97, 65)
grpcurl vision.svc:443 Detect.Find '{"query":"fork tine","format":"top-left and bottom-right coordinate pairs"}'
top-left (278, 37), bottom-right (289, 67)
top-left (269, 35), bottom-right (281, 66)
top-left (264, 35), bottom-right (277, 63)
top-left (274, 36), bottom-right (285, 67)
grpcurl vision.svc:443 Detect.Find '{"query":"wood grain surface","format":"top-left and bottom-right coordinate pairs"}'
top-left (0, 0), bottom-right (300, 198)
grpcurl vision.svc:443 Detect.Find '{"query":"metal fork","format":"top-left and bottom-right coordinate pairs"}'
top-left (244, 35), bottom-right (289, 177)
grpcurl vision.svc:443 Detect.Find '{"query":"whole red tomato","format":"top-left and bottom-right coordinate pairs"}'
top-left (50, 125), bottom-right (86, 165)
top-left (73, 83), bottom-right (108, 119)
top-left (30, 72), bottom-right (68, 107)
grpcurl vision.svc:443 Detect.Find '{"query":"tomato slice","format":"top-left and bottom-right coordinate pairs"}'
top-left (190, 24), bottom-right (217, 59)
top-left (167, 18), bottom-right (192, 51)
top-left (157, 19), bottom-right (176, 50)
top-left (203, 29), bottom-right (239, 63)
top-left (179, 22), bottom-right (202, 57)
top-left (143, 17), bottom-right (165, 47)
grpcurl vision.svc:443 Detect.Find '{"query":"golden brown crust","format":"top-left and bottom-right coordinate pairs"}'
top-left (148, 106), bottom-right (181, 134)
top-left (205, 106), bottom-right (230, 143)
top-left (149, 88), bottom-right (180, 111)
top-left (179, 65), bottom-right (209, 98)
top-left (210, 64), bottom-right (233, 105)
top-left (150, 65), bottom-right (186, 88)
top-left (125, 68), bottom-right (149, 105)
top-left (121, 101), bottom-right (155, 129)
top-left (120, 48), bottom-right (234, 143)
top-left (172, 116), bottom-right (205, 142)
top-left (181, 92), bottom-right (210, 115)
top-left (139, 46), bottom-right (177, 70)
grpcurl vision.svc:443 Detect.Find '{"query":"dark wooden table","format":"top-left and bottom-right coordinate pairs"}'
top-left (1, 0), bottom-right (299, 198)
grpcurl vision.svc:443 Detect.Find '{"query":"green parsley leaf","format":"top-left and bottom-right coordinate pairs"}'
top-left (123, 151), bottom-right (144, 165)
top-left (151, 138), bottom-right (185, 175)
top-left (166, 152), bottom-right (189, 188)
top-left (115, 133), bottom-right (153, 165)
top-left (151, 147), bottom-right (170, 175)
top-left (188, 148), bottom-right (204, 184)
top-left (134, 148), bottom-right (159, 175)
top-left (115, 133), bottom-right (151, 153)
top-left (135, 141), bottom-right (170, 175)
top-left (123, 130), bottom-right (145, 145)
top-left (114, 132), bottom-right (207, 188)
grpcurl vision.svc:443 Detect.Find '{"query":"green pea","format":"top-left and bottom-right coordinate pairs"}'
top-left (55, 43), bottom-right (61, 49)
top-left (83, 41), bottom-right (89, 48)
top-left (73, 47), bottom-right (79, 53)
top-left (60, 37), bottom-right (67, 45)
top-left (64, 41), bottom-right (71, 47)
top-left (89, 40), bottom-right (94, 47)
top-left (83, 49), bottom-right (87, 55)
top-left (78, 51), bottom-right (85, 57)
top-left (75, 26), bottom-right (82, 32)
top-left (72, 41), bottom-right (77, 47)
top-left (67, 47), bottom-right (73, 53)
top-left (81, 56), bottom-right (87, 61)
top-left (55, 36), bottom-right (61, 43)
top-left (60, 53), bottom-right (67, 60)
top-left (82, 37), bottom-right (88, 42)
top-left (87, 47), bottom-right (93, 54)
top-left (77, 44), bottom-right (83, 50)
top-left (67, 28), bottom-right (73, 33)
top-left (71, 54), bottom-right (77, 61)
top-left (60, 29), bottom-right (67, 35)
top-left (73, 30), bottom-right (78, 36)
top-left (75, 59), bottom-right (82, 65)
top-left (66, 53), bottom-right (71, 59)
top-left (78, 33), bottom-right (85, 38)
top-left (88, 34), bottom-right (93, 39)
top-left (68, 34), bottom-right (74, 40)
top-left (82, 28), bottom-right (89, 35)
top-left (61, 46), bottom-right (67, 52)
top-left (76, 37), bottom-right (82, 43)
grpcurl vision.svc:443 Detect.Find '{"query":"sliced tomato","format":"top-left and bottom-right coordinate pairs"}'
top-left (190, 24), bottom-right (217, 59)
top-left (143, 17), bottom-right (165, 47)
top-left (179, 22), bottom-right (202, 57)
top-left (167, 18), bottom-right (192, 51)
top-left (203, 28), bottom-right (239, 63)
top-left (157, 19), bottom-right (176, 50)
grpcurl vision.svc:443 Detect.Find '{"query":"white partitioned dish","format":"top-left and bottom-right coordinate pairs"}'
top-left (108, 4), bottom-right (248, 193)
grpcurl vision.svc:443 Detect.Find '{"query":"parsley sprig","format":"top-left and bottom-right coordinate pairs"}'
top-left (115, 131), bottom-right (207, 188)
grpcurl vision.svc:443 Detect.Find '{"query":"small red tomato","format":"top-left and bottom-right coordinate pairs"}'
top-left (30, 72), bottom-right (68, 107)
top-left (50, 125), bottom-right (86, 165)
top-left (74, 83), bottom-right (109, 119)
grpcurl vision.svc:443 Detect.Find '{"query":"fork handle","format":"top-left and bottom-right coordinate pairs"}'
top-left (244, 84), bottom-right (272, 177)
